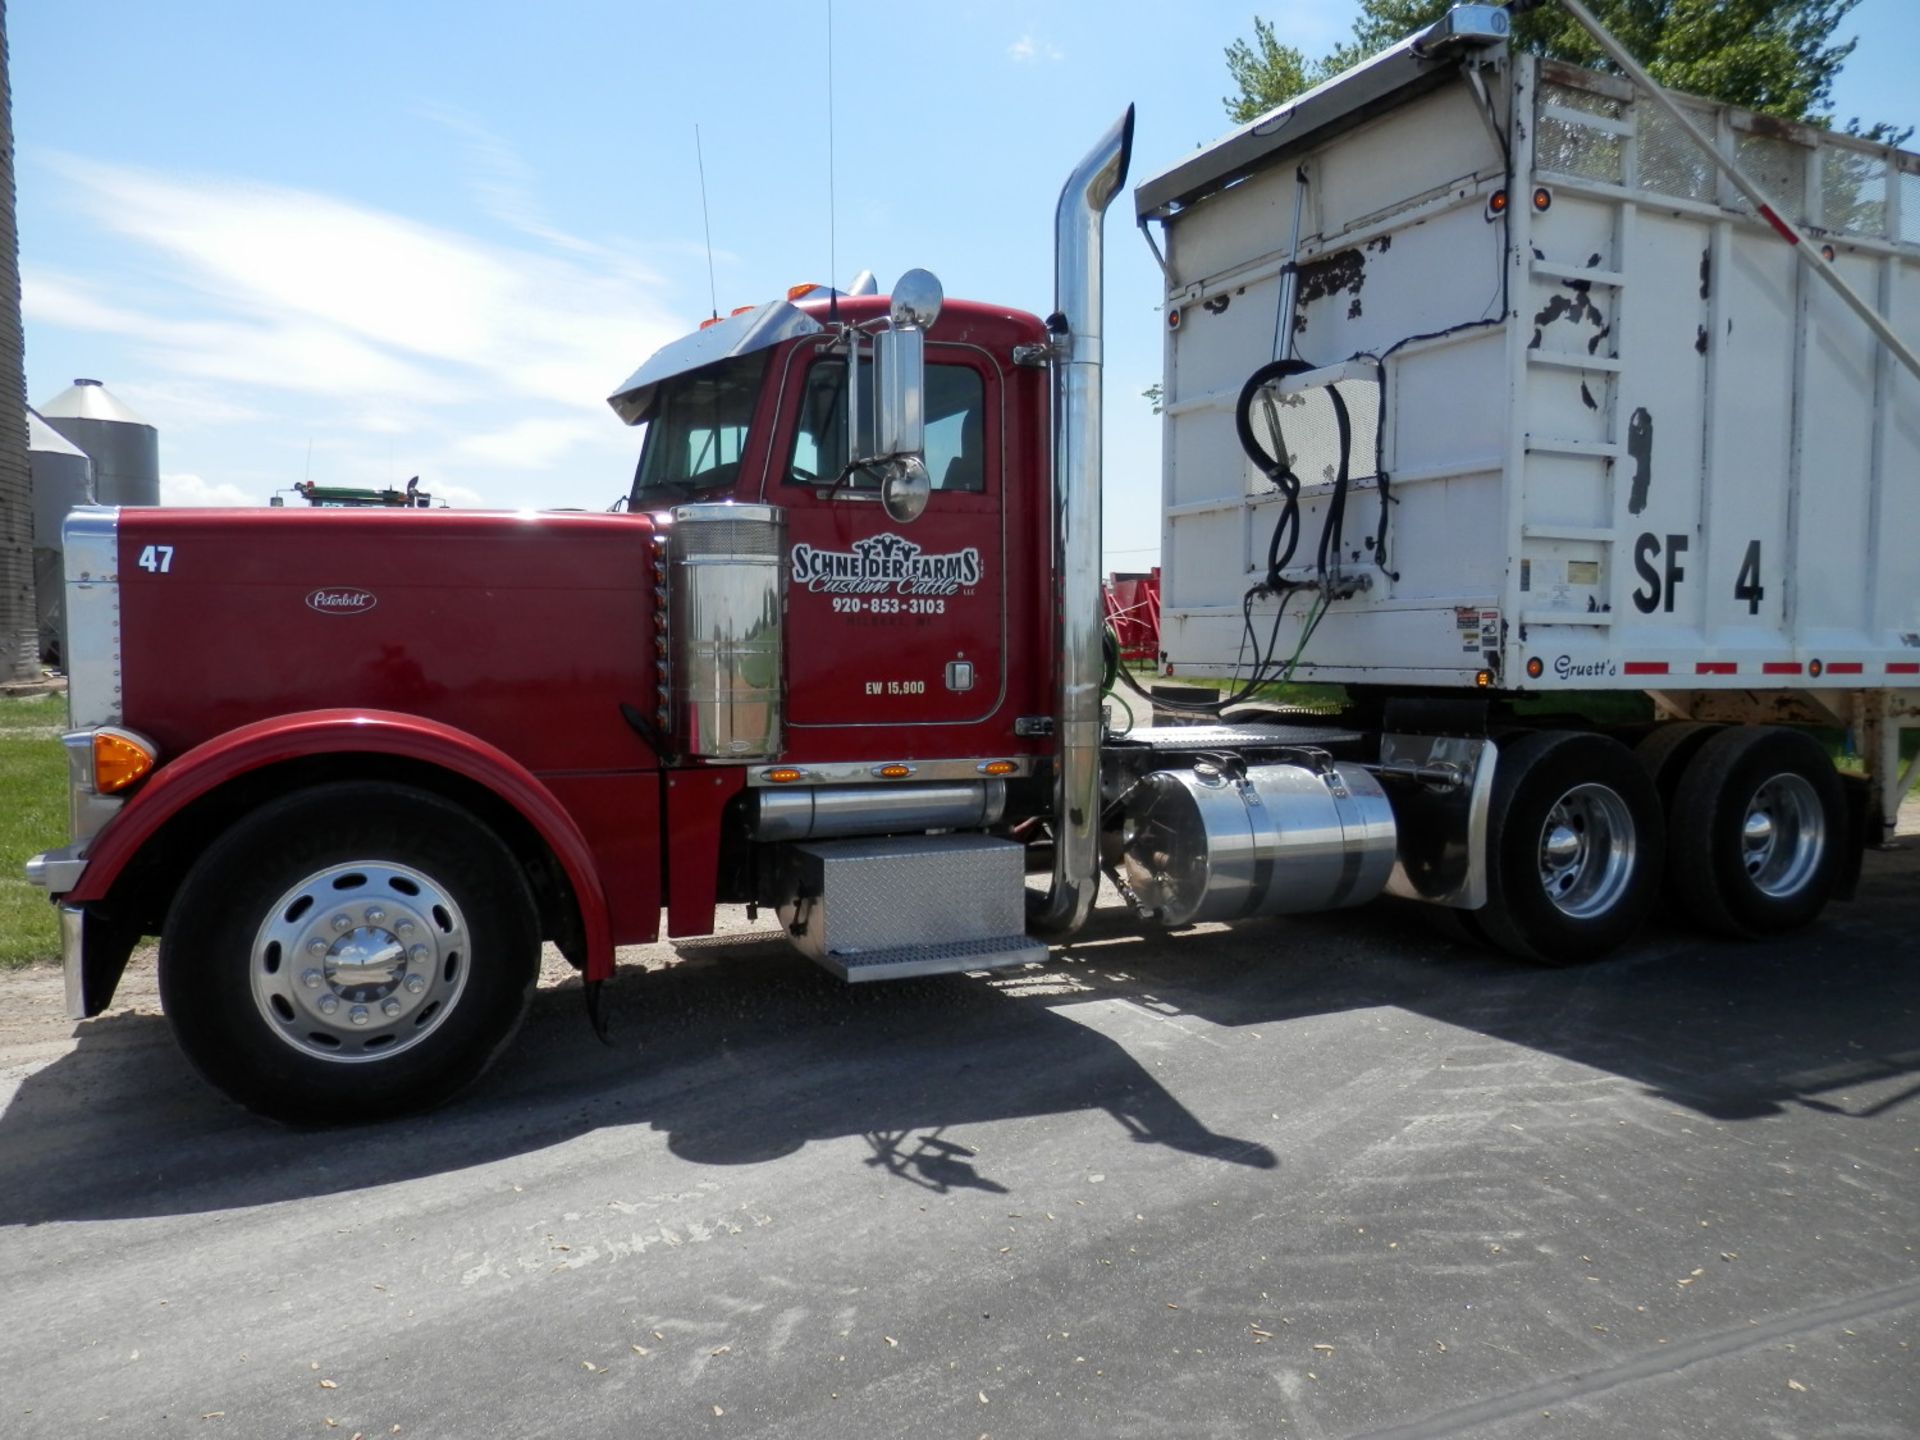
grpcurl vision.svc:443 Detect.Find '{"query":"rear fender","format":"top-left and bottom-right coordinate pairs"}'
top-left (68, 709), bottom-right (617, 979)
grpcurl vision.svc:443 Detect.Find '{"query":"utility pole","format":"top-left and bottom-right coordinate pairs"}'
top-left (0, 0), bottom-right (34, 682)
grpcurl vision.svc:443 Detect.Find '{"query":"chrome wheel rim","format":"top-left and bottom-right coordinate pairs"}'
top-left (1741, 772), bottom-right (1825, 899)
top-left (1535, 782), bottom-right (1636, 920)
top-left (250, 861), bottom-right (468, 1064)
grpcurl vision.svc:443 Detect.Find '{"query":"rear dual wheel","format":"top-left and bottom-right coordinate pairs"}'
top-left (160, 782), bottom-right (541, 1125)
top-left (1664, 726), bottom-right (1844, 937)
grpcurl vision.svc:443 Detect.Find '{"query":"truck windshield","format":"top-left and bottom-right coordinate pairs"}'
top-left (631, 351), bottom-right (771, 502)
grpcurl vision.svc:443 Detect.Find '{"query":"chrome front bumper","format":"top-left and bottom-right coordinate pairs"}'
top-left (24, 844), bottom-right (88, 894)
top-left (59, 905), bottom-right (85, 1021)
top-left (24, 848), bottom-right (91, 1021)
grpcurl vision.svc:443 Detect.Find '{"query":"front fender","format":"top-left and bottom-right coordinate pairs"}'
top-left (66, 709), bottom-right (615, 978)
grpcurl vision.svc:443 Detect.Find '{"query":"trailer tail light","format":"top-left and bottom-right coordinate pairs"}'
top-left (978, 760), bottom-right (1018, 777)
top-left (91, 728), bottom-right (156, 794)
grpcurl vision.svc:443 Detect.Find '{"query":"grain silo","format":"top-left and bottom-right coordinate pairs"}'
top-left (37, 378), bottom-right (159, 506)
top-left (27, 406), bottom-right (94, 662)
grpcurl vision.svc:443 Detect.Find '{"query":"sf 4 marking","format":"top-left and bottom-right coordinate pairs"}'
top-left (137, 544), bottom-right (175, 574)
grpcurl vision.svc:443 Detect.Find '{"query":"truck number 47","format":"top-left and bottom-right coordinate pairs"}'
top-left (137, 545), bottom-right (174, 574)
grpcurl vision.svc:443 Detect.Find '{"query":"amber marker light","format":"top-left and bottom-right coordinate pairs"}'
top-left (1487, 189), bottom-right (1508, 219)
top-left (762, 767), bottom-right (806, 784)
top-left (1526, 656), bottom-right (1545, 679)
top-left (787, 283), bottom-right (821, 300)
top-left (730, 304), bottom-right (757, 317)
top-left (875, 763), bottom-right (914, 780)
top-left (1475, 669), bottom-right (1493, 688)
top-left (92, 728), bottom-right (156, 794)
top-left (978, 760), bottom-right (1018, 777)
top-left (1532, 186), bottom-right (1552, 212)
top-left (1809, 658), bottom-right (1825, 678)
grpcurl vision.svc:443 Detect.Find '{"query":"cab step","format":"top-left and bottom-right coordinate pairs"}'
top-left (771, 834), bottom-right (1048, 982)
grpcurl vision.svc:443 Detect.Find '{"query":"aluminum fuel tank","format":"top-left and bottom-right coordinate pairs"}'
top-left (1117, 759), bottom-right (1396, 927)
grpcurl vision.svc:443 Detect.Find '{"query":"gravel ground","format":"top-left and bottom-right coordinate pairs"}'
top-left (0, 834), bottom-right (1915, 1439)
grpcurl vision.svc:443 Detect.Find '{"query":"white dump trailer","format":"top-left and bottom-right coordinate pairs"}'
top-left (1134, 7), bottom-right (1919, 851)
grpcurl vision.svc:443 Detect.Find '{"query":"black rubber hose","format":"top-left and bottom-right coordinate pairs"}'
top-left (1235, 358), bottom-right (1315, 590)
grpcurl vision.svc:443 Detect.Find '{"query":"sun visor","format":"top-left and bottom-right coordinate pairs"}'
top-left (607, 301), bottom-right (826, 426)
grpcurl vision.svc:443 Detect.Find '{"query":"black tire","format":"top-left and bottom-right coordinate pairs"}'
top-left (1477, 731), bottom-right (1664, 965)
top-left (1635, 722), bottom-right (1723, 814)
top-left (160, 781), bottom-right (541, 1125)
top-left (1667, 726), bottom-right (1845, 938)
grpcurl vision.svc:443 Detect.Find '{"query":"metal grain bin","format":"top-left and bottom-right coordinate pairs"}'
top-left (26, 406), bottom-right (93, 661)
top-left (38, 378), bottom-right (158, 507)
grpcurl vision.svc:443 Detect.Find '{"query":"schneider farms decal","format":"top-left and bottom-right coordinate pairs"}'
top-left (791, 534), bottom-right (983, 597)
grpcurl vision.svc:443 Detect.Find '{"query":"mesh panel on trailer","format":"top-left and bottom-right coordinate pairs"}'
top-left (1242, 373), bottom-right (1380, 499)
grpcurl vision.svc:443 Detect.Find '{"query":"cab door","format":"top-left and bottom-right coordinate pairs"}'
top-left (772, 340), bottom-right (1007, 745)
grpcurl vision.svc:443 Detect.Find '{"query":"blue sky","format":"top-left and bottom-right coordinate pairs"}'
top-left (13, 0), bottom-right (1919, 571)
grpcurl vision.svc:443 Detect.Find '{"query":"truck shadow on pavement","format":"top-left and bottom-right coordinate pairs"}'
top-left (0, 845), bottom-right (1913, 1225)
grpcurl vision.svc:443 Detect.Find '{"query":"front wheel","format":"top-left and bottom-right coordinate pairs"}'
top-left (1475, 731), bottom-right (1665, 965)
top-left (160, 781), bottom-right (541, 1124)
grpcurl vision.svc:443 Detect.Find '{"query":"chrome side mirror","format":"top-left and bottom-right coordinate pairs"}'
top-left (843, 268), bottom-right (943, 522)
top-left (881, 455), bottom-right (931, 524)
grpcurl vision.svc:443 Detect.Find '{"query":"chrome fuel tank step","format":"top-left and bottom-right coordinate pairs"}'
top-left (768, 834), bottom-right (1046, 982)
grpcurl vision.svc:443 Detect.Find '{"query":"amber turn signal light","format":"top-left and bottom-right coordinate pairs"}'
top-left (93, 728), bottom-right (156, 794)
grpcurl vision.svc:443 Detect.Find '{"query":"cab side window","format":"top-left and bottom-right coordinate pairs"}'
top-left (787, 359), bottom-right (986, 493)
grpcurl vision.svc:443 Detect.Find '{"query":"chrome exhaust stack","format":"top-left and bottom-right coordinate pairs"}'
top-left (1030, 105), bottom-right (1134, 939)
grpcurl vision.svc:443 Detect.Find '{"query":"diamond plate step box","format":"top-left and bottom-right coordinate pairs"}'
top-left (771, 834), bottom-right (1047, 982)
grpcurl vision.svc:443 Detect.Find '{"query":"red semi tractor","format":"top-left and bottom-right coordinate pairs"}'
top-left (27, 11), bottom-right (1920, 1122)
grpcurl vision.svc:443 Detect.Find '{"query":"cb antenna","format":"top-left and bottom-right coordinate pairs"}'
top-left (694, 123), bottom-right (719, 323)
top-left (826, 0), bottom-right (839, 322)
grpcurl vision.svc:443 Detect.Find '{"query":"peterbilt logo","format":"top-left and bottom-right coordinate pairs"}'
top-left (306, 587), bottom-right (378, 615)
top-left (790, 534), bottom-right (983, 596)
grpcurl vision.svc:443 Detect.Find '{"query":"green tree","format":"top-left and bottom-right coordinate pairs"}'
top-left (1225, 0), bottom-right (1869, 127)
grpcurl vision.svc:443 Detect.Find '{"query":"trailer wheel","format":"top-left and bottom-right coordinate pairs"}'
top-left (1634, 722), bottom-right (1722, 813)
top-left (160, 781), bottom-right (541, 1125)
top-left (1476, 732), bottom-right (1663, 965)
top-left (1666, 726), bottom-right (1844, 938)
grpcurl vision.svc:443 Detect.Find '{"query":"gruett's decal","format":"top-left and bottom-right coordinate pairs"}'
top-left (791, 534), bottom-right (983, 597)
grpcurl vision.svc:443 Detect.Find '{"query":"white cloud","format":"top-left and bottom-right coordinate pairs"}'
top-left (1007, 34), bottom-right (1063, 64)
top-left (24, 146), bottom-right (692, 512)
top-left (453, 415), bottom-right (610, 469)
top-left (161, 472), bottom-right (256, 507)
